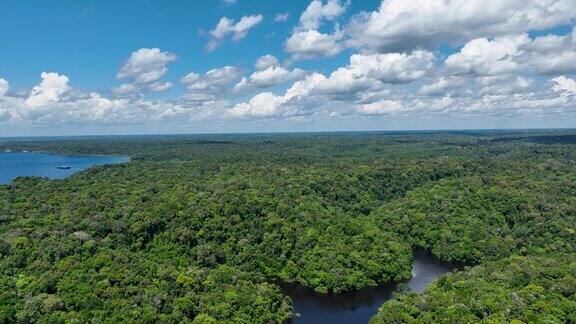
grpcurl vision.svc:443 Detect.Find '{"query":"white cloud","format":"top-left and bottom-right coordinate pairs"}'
top-left (79, 93), bottom-right (130, 120)
top-left (445, 34), bottom-right (529, 76)
top-left (2, 92), bottom-right (223, 126)
top-left (229, 73), bottom-right (325, 118)
top-left (181, 93), bottom-right (217, 102)
top-left (24, 72), bottom-right (70, 107)
top-left (181, 66), bottom-right (241, 94)
top-left (241, 50), bottom-right (432, 106)
top-left (444, 29), bottom-right (576, 78)
top-left (285, 0), bottom-right (347, 60)
top-left (230, 49), bottom-right (436, 118)
top-left (275, 12), bottom-right (290, 23)
top-left (349, 51), bottom-right (434, 83)
top-left (0, 78), bottom-right (8, 96)
top-left (506, 93), bottom-right (573, 111)
top-left (206, 15), bottom-right (264, 52)
top-left (148, 82), bottom-right (174, 92)
top-left (5, 1), bottom-right (576, 131)
top-left (284, 73), bottom-right (327, 99)
top-left (303, 50), bottom-right (434, 97)
top-left (298, 0), bottom-right (347, 30)
top-left (430, 96), bottom-right (456, 111)
top-left (112, 83), bottom-right (138, 96)
top-left (5, 88), bottom-right (142, 125)
top-left (346, 0), bottom-right (576, 52)
top-left (255, 55), bottom-right (280, 70)
top-left (522, 27), bottom-right (576, 75)
top-left (0, 79), bottom-right (12, 122)
top-left (285, 29), bottom-right (343, 59)
top-left (0, 71), bottom-right (229, 127)
top-left (551, 76), bottom-right (576, 95)
top-left (229, 92), bottom-right (285, 118)
top-left (314, 67), bottom-right (376, 96)
top-left (479, 76), bottom-right (533, 96)
top-left (357, 99), bottom-right (403, 115)
top-left (117, 48), bottom-right (177, 84)
top-left (235, 66), bottom-right (306, 90)
top-left (420, 77), bottom-right (465, 96)
top-left (3, 69), bottom-right (576, 129)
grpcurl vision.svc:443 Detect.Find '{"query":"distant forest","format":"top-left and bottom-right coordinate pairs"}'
top-left (1, 130), bottom-right (575, 322)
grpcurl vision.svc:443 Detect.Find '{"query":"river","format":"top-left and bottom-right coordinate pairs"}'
top-left (284, 251), bottom-right (458, 323)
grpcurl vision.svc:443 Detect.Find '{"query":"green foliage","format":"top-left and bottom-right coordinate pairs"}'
top-left (1, 130), bottom-right (576, 322)
top-left (371, 255), bottom-right (576, 323)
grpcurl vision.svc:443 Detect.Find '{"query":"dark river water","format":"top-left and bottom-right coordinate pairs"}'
top-left (0, 152), bottom-right (129, 184)
top-left (284, 251), bottom-right (457, 323)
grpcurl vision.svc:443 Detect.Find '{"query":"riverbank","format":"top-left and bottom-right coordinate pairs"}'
top-left (283, 251), bottom-right (462, 323)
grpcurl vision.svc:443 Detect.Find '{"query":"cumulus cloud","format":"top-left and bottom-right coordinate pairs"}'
top-left (285, 0), bottom-right (347, 60)
top-left (228, 92), bottom-right (285, 118)
top-left (297, 0), bottom-right (347, 30)
top-left (206, 15), bottom-right (263, 52)
top-left (148, 82), bottom-right (174, 93)
top-left (445, 35), bottom-right (528, 76)
top-left (284, 73), bottom-right (327, 99)
top-left (357, 99), bottom-right (403, 115)
top-left (181, 66), bottom-right (241, 95)
top-left (285, 29), bottom-right (343, 59)
top-left (0, 78), bottom-right (8, 96)
top-left (314, 67), bottom-right (376, 96)
top-left (112, 83), bottom-right (138, 96)
top-left (117, 48), bottom-right (177, 84)
top-left (346, 0), bottom-right (576, 52)
top-left (551, 76), bottom-right (576, 95)
top-left (5, 0), bottom-right (576, 131)
top-left (229, 73), bottom-right (325, 118)
top-left (70, 93), bottom-right (130, 121)
top-left (250, 66), bottom-right (306, 87)
top-left (420, 77), bottom-right (465, 96)
top-left (3, 94), bottom-right (221, 127)
top-left (0, 79), bottom-right (11, 122)
top-left (235, 66), bottom-right (306, 90)
top-left (24, 72), bottom-right (70, 107)
top-left (349, 51), bottom-right (434, 83)
top-left (315, 51), bottom-right (434, 96)
top-left (478, 76), bottom-right (534, 96)
top-left (254, 55), bottom-right (280, 70)
top-left (230, 50), bottom-right (435, 118)
top-left (444, 28), bottom-right (576, 79)
top-left (522, 27), bottom-right (576, 75)
top-left (0, 70), bottom-right (233, 128)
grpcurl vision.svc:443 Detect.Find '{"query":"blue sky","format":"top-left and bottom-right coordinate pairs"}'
top-left (0, 0), bottom-right (379, 92)
top-left (0, 0), bottom-right (575, 136)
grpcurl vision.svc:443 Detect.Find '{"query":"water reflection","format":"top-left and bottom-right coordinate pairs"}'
top-left (284, 250), bottom-right (459, 324)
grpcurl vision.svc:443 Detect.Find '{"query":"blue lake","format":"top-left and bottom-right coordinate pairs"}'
top-left (0, 152), bottom-right (129, 184)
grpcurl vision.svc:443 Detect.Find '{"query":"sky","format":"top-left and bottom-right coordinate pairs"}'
top-left (1, 0), bottom-right (576, 136)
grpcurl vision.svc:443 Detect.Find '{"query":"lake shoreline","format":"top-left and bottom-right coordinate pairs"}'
top-left (0, 152), bottom-right (130, 185)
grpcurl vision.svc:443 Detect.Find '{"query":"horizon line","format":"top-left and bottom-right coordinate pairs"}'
top-left (1, 126), bottom-right (576, 140)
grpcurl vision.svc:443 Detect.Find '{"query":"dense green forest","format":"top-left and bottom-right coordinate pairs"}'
top-left (1, 130), bottom-right (575, 322)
